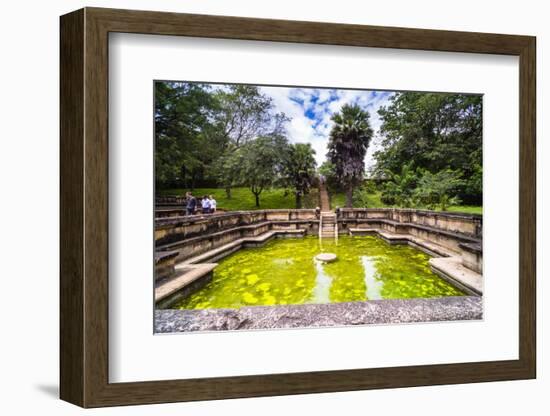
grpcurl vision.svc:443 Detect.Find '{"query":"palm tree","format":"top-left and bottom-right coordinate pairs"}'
top-left (327, 104), bottom-right (374, 207)
top-left (284, 143), bottom-right (317, 208)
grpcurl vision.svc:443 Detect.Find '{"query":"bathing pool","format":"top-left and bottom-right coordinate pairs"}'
top-left (173, 235), bottom-right (464, 310)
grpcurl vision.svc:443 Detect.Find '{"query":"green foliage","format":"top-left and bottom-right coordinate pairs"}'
top-left (226, 135), bottom-right (290, 207)
top-left (465, 161), bottom-right (483, 198)
top-left (332, 189), bottom-right (481, 214)
top-left (364, 180), bottom-right (378, 194)
top-left (327, 104), bottom-right (374, 207)
top-left (380, 163), bottom-right (419, 207)
top-left (283, 143), bottom-right (317, 208)
top-left (375, 92), bottom-right (482, 204)
top-left (379, 164), bottom-right (464, 211)
top-left (318, 160), bottom-right (341, 191)
top-left (154, 82), bottom-right (222, 188)
top-left (214, 85), bottom-right (288, 147)
top-left (154, 82), bottom-right (289, 191)
top-left (413, 169), bottom-right (464, 211)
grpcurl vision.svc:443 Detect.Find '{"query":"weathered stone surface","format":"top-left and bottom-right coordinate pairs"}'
top-left (154, 296), bottom-right (482, 333)
top-left (430, 257), bottom-right (483, 295)
top-left (155, 208), bottom-right (483, 272)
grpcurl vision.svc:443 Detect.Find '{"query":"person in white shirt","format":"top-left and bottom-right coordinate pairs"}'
top-left (201, 195), bottom-right (211, 214)
top-left (209, 195), bottom-right (217, 213)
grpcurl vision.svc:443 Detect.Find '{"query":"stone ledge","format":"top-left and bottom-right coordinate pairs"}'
top-left (348, 227), bottom-right (377, 235)
top-left (429, 257), bottom-right (483, 295)
top-left (339, 207), bottom-right (482, 220)
top-left (459, 242), bottom-right (482, 254)
top-left (155, 263), bottom-right (217, 307)
top-left (154, 250), bottom-right (179, 264)
top-left (348, 227), bottom-right (457, 258)
top-left (156, 209), bottom-right (318, 229)
top-left (155, 296), bottom-right (482, 333)
top-left (340, 218), bottom-right (480, 243)
top-left (180, 229), bottom-right (305, 265)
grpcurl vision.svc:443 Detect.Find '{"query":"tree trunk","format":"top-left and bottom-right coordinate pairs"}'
top-left (345, 185), bottom-right (353, 208)
top-left (225, 186), bottom-right (232, 199)
top-left (295, 192), bottom-right (302, 209)
top-left (255, 193), bottom-right (260, 207)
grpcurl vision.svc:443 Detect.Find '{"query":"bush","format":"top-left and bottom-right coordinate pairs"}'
top-left (380, 193), bottom-right (396, 205)
top-left (379, 163), bottom-right (418, 207)
top-left (362, 180), bottom-right (378, 194)
top-left (413, 169), bottom-right (464, 211)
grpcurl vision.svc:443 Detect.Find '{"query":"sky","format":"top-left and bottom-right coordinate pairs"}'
top-left (258, 86), bottom-right (394, 170)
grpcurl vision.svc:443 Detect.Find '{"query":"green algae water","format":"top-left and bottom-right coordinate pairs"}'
top-left (174, 236), bottom-right (464, 310)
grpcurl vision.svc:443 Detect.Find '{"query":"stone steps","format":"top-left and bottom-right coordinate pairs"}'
top-left (156, 229), bottom-right (307, 307)
top-left (155, 263), bottom-right (217, 307)
top-left (319, 211), bottom-right (337, 238)
top-left (182, 229), bottom-right (305, 265)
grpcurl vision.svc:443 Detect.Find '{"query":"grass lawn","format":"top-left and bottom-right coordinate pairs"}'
top-left (330, 190), bottom-right (482, 215)
top-left (158, 187), bottom-right (320, 211)
top-left (159, 187), bottom-right (481, 214)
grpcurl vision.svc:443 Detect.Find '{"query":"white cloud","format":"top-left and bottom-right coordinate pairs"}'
top-left (260, 85), bottom-right (393, 169)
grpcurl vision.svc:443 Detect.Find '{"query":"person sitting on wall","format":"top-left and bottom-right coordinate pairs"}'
top-left (209, 195), bottom-right (217, 214)
top-left (201, 194), bottom-right (211, 214)
top-left (185, 192), bottom-right (197, 216)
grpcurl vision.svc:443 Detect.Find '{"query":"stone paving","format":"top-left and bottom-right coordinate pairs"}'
top-left (155, 296), bottom-right (482, 333)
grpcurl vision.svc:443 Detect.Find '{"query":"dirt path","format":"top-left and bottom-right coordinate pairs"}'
top-left (319, 180), bottom-right (331, 212)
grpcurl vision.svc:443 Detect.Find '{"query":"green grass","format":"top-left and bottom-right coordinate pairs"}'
top-left (330, 190), bottom-right (386, 210)
top-left (445, 205), bottom-right (483, 215)
top-left (330, 190), bottom-right (482, 215)
top-left (159, 187), bottom-right (481, 214)
top-left (158, 187), bottom-right (320, 211)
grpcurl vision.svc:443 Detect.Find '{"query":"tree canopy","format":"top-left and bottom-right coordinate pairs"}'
top-left (155, 82), bottom-right (289, 196)
top-left (155, 83), bottom-right (482, 212)
top-left (224, 135), bottom-right (290, 207)
top-left (374, 92), bottom-right (482, 205)
top-left (283, 143), bottom-right (317, 208)
top-left (154, 82), bottom-right (221, 188)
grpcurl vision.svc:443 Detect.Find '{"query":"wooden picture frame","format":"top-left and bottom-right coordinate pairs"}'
top-left (60, 7), bottom-right (536, 408)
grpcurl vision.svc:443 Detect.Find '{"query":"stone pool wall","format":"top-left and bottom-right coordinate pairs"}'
top-left (338, 208), bottom-right (482, 238)
top-left (155, 208), bottom-right (482, 268)
top-left (156, 209), bottom-right (318, 245)
top-left (156, 209), bottom-right (319, 262)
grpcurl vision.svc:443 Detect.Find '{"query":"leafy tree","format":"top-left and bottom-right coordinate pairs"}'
top-left (213, 85), bottom-right (289, 198)
top-left (154, 82), bottom-right (221, 189)
top-left (375, 92), bottom-right (482, 204)
top-left (326, 104), bottom-right (374, 207)
top-left (231, 135), bottom-right (289, 207)
top-left (283, 143), bottom-right (317, 208)
top-left (413, 169), bottom-right (465, 210)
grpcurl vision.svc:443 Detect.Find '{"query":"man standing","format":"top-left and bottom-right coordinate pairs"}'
top-left (201, 195), bottom-right (211, 214)
top-left (185, 192), bottom-right (197, 215)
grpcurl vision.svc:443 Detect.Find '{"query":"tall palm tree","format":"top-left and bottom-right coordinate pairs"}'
top-left (327, 104), bottom-right (374, 207)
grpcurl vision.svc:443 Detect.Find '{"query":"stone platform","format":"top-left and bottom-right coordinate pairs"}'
top-left (155, 296), bottom-right (482, 333)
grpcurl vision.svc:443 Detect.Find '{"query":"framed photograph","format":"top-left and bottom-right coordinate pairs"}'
top-left (60, 7), bottom-right (536, 408)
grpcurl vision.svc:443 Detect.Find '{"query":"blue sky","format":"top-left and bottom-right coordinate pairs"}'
top-left (259, 86), bottom-right (394, 169)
